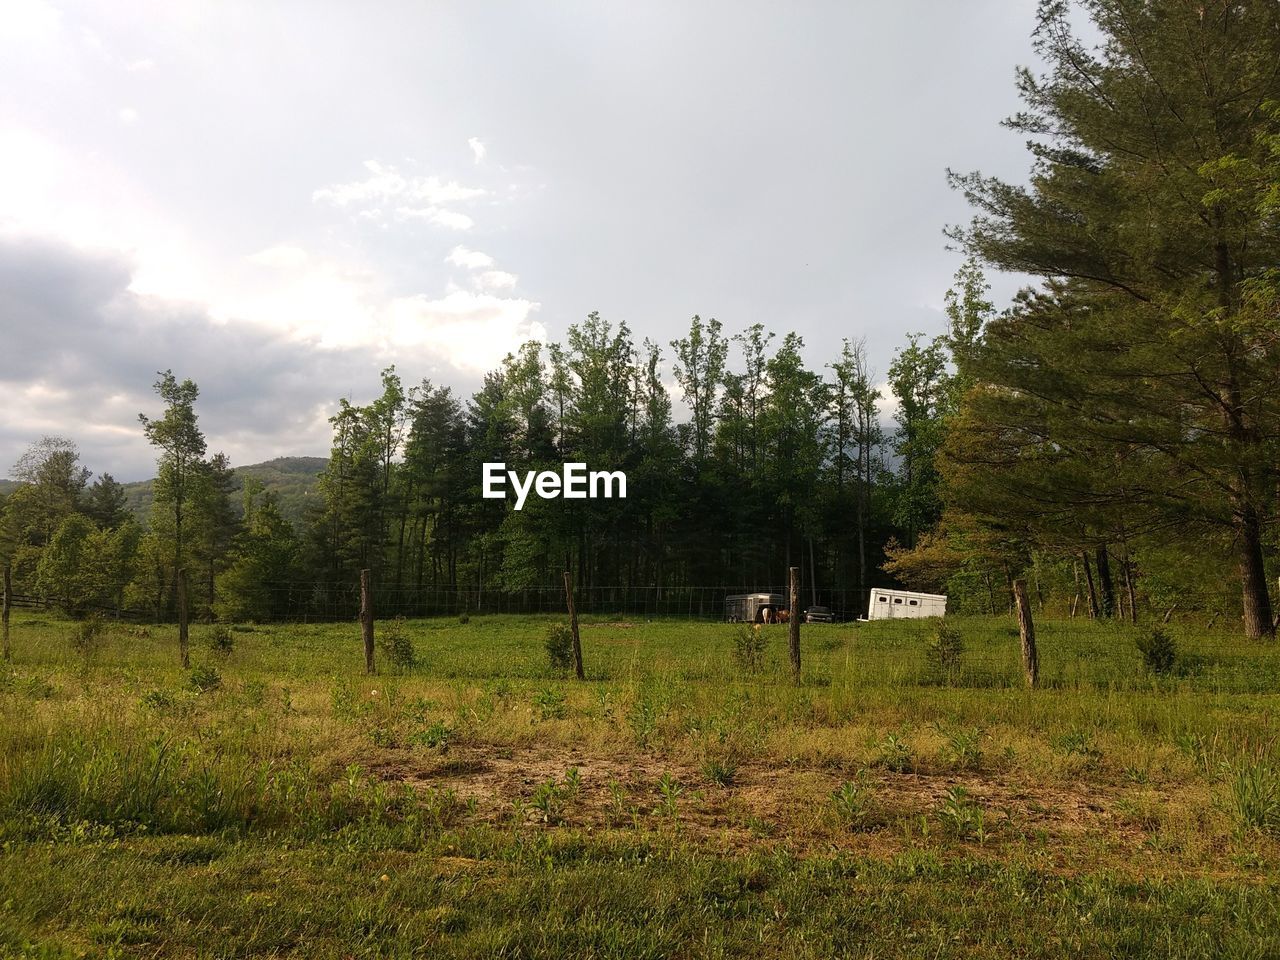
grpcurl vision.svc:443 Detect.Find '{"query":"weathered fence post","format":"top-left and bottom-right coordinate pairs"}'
top-left (360, 568), bottom-right (375, 674)
top-left (563, 570), bottom-right (584, 680)
top-left (2, 561), bottom-right (11, 663)
top-left (788, 565), bottom-right (801, 682)
top-left (176, 567), bottom-right (190, 669)
top-left (1014, 578), bottom-right (1038, 689)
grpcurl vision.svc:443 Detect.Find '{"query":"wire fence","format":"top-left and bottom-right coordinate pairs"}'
top-left (5, 582), bottom-right (901, 624)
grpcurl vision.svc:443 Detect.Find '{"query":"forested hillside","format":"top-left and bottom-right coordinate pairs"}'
top-left (120, 457), bottom-right (326, 527)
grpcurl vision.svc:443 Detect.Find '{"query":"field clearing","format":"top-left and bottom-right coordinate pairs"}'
top-left (1, 612), bottom-right (1278, 958)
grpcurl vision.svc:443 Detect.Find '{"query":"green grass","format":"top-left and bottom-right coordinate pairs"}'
top-left (1, 611), bottom-right (1278, 957)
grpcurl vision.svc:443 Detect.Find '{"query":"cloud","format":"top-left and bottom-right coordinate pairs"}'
top-left (247, 244), bottom-right (310, 269)
top-left (0, 234), bottom-right (542, 477)
top-left (385, 290), bottom-right (543, 373)
top-left (125, 57), bottom-right (154, 72)
top-left (475, 269), bottom-right (517, 291)
top-left (395, 206), bottom-right (473, 230)
top-left (313, 160), bottom-right (486, 208)
top-left (117, 107), bottom-right (139, 125)
top-left (468, 137), bottom-right (487, 164)
top-left (445, 245), bottom-right (494, 269)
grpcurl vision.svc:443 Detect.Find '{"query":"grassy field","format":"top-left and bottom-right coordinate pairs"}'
top-left (1, 611), bottom-right (1278, 958)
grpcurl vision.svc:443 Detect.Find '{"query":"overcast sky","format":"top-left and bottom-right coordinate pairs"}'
top-left (1, 0), bottom-right (1044, 481)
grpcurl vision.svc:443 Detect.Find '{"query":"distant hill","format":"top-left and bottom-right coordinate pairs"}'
top-left (122, 456), bottom-right (328, 527)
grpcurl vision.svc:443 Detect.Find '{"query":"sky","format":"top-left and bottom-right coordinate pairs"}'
top-left (0, 0), bottom-right (1045, 481)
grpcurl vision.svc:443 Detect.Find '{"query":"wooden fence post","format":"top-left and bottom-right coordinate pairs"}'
top-left (788, 566), bottom-right (801, 682)
top-left (2, 561), bottom-right (11, 663)
top-left (176, 567), bottom-right (190, 669)
top-left (563, 570), bottom-right (584, 680)
top-left (1014, 578), bottom-right (1038, 689)
top-left (361, 568), bottom-right (375, 674)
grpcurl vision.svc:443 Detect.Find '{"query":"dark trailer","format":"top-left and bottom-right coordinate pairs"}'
top-left (725, 593), bottom-right (785, 623)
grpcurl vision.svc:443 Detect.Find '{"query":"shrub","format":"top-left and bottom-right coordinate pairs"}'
top-left (927, 620), bottom-right (963, 683)
top-left (1136, 627), bottom-right (1177, 675)
top-left (544, 623), bottom-right (575, 673)
top-left (458, 613), bottom-right (470, 624)
top-left (731, 623), bottom-right (767, 673)
top-left (189, 664), bottom-right (222, 692)
top-left (70, 615), bottom-right (105, 656)
top-left (208, 625), bottom-right (235, 656)
top-left (377, 617), bottom-right (417, 670)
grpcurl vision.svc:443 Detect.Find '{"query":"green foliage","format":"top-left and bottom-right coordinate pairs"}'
top-left (188, 665), bottom-right (222, 693)
top-left (831, 774), bottom-right (875, 830)
top-left (927, 620), bottom-right (963, 684)
top-left (937, 786), bottom-right (985, 841)
top-left (701, 756), bottom-right (738, 788)
top-left (1136, 627), bottom-right (1177, 676)
top-left (543, 623), bottom-right (574, 673)
top-left (1227, 762), bottom-right (1280, 836)
top-left (377, 617), bottom-right (416, 670)
top-left (874, 733), bottom-right (913, 773)
top-left (533, 687), bottom-right (566, 721)
top-left (207, 626), bottom-right (234, 657)
top-left (730, 623), bottom-right (766, 674)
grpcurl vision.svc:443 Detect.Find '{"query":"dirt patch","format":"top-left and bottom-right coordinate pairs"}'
top-left (363, 741), bottom-right (1165, 854)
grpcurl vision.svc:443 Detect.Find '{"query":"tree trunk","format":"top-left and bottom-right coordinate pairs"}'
top-left (361, 568), bottom-right (375, 674)
top-left (1094, 545), bottom-right (1115, 618)
top-left (788, 566), bottom-right (801, 682)
top-left (563, 570), bottom-right (584, 680)
top-left (1235, 503), bottom-right (1275, 640)
top-left (2, 561), bottom-right (11, 662)
top-left (176, 568), bottom-right (190, 669)
top-left (1081, 552), bottom-right (1099, 619)
top-left (1014, 579), bottom-right (1038, 690)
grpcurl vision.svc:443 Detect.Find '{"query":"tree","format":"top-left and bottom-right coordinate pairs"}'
top-left (139, 371), bottom-right (207, 572)
top-left (85, 473), bottom-right (129, 530)
top-left (887, 334), bottom-right (948, 548)
top-left (948, 0), bottom-right (1280, 637)
top-left (670, 315), bottom-right (728, 463)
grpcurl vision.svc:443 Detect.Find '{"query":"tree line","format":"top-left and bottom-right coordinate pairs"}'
top-left (1, 1), bottom-right (1276, 638)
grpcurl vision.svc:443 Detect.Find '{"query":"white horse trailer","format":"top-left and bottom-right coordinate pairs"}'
top-left (867, 588), bottom-right (947, 620)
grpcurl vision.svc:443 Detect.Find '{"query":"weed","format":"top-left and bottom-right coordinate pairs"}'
top-left (701, 756), bottom-right (738, 788)
top-left (937, 786), bottom-right (985, 841)
top-left (1136, 627), bottom-right (1177, 675)
top-left (139, 688), bottom-right (176, 710)
top-left (411, 720), bottom-right (453, 750)
top-left (544, 623), bottom-right (575, 673)
top-left (207, 625), bottom-right (234, 657)
top-left (188, 665), bottom-right (222, 692)
top-left (377, 617), bottom-right (417, 670)
top-left (533, 687), bottom-right (567, 721)
top-left (927, 620), bottom-right (963, 684)
top-left (874, 733), bottom-right (913, 773)
top-left (1227, 762), bottom-right (1280, 835)
top-left (654, 773), bottom-right (683, 819)
top-left (831, 774), bottom-right (874, 830)
top-left (731, 624), bottom-right (767, 673)
top-left (944, 728), bottom-right (984, 771)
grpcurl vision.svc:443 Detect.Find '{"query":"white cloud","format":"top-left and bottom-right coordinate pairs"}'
top-left (125, 57), bottom-right (155, 72)
top-left (384, 290), bottom-right (544, 373)
top-left (395, 206), bottom-right (474, 230)
top-left (475, 269), bottom-right (517, 291)
top-left (468, 137), bottom-right (486, 164)
top-left (313, 160), bottom-right (486, 208)
top-left (118, 107), bottom-right (139, 125)
top-left (247, 244), bottom-right (310, 269)
top-left (445, 245), bottom-right (494, 269)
